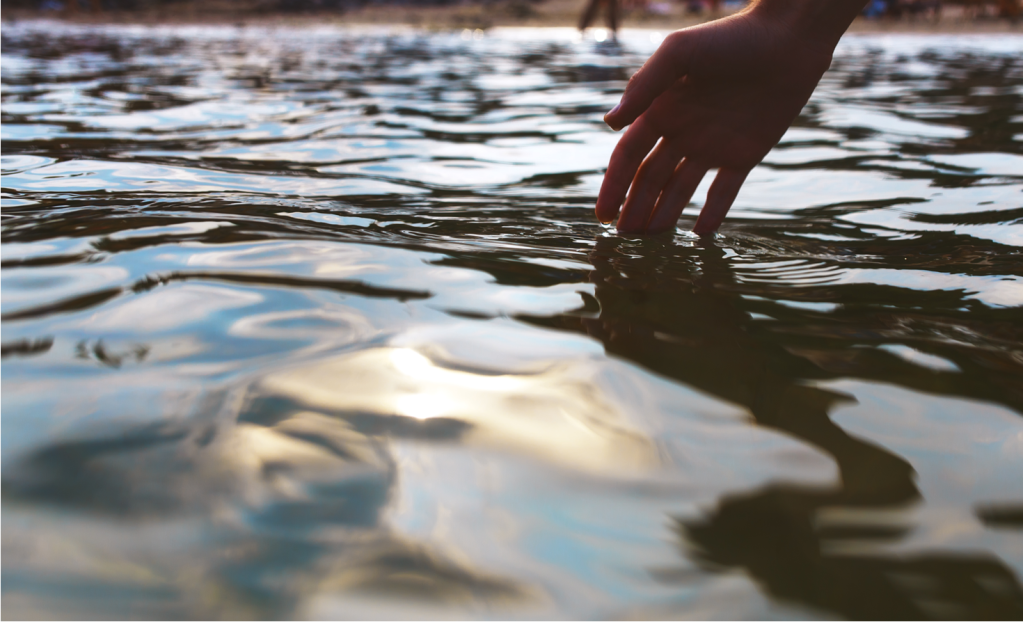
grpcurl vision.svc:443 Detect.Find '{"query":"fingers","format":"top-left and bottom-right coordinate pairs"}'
top-left (595, 115), bottom-right (660, 224)
top-left (604, 30), bottom-right (694, 131)
top-left (645, 158), bottom-right (709, 234)
top-left (692, 167), bottom-right (749, 235)
top-left (616, 138), bottom-right (687, 233)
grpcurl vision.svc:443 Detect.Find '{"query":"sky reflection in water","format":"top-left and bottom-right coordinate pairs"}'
top-left (2, 23), bottom-right (1023, 619)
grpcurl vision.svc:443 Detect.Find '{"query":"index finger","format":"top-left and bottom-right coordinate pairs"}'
top-left (595, 115), bottom-right (660, 224)
top-left (604, 30), bottom-right (694, 131)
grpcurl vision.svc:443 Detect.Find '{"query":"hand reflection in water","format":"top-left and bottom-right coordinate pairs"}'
top-left (527, 234), bottom-right (1023, 619)
top-left (575, 236), bottom-right (918, 504)
top-left (598, 0), bottom-right (869, 234)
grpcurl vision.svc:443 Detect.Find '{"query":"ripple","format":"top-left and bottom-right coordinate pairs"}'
top-left (2, 159), bottom-right (422, 196)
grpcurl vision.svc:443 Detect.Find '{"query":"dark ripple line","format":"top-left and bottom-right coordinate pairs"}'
top-left (2, 287), bottom-right (122, 322)
top-left (132, 271), bottom-right (431, 301)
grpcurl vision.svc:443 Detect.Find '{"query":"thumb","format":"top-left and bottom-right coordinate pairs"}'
top-left (604, 30), bottom-right (694, 131)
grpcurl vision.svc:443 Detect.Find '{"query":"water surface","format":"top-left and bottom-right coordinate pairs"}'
top-left (2, 23), bottom-right (1023, 619)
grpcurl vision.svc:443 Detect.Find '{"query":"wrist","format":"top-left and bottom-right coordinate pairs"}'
top-left (745, 0), bottom-right (868, 53)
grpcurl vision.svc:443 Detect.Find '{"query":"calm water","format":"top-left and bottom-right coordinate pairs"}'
top-left (2, 22), bottom-right (1023, 619)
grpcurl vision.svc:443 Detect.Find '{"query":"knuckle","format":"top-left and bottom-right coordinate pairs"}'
top-left (663, 30), bottom-right (690, 53)
top-left (618, 140), bottom-right (650, 164)
top-left (663, 30), bottom-right (685, 47)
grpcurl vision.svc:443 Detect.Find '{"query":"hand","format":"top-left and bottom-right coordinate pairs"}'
top-left (597, 5), bottom-right (841, 235)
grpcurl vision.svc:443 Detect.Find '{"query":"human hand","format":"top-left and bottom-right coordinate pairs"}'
top-left (597, 4), bottom-right (845, 235)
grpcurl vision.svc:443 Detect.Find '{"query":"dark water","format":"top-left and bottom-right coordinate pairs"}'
top-left (2, 22), bottom-right (1023, 619)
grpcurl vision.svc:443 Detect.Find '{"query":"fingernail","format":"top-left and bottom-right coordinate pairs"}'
top-left (603, 105), bottom-right (621, 129)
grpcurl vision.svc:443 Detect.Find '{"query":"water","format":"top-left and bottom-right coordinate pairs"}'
top-left (2, 21), bottom-right (1023, 619)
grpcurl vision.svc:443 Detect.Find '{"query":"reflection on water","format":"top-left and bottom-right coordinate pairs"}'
top-left (3, 23), bottom-right (1023, 619)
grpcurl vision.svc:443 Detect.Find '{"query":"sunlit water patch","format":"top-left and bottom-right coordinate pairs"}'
top-left (2, 23), bottom-right (1023, 619)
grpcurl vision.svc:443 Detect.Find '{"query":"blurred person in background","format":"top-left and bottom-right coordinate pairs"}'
top-left (998, 0), bottom-right (1020, 21)
top-left (863, 0), bottom-right (888, 17)
top-left (892, 0), bottom-right (943, 18)
top-left (62, 0), bottom-right (102, 14)
top-left (579, 0), bottom-right (620, 36)
top-left (684, 0), bottom-right (722, 15)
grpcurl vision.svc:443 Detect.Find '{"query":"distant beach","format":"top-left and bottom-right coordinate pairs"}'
top-left (4, 0), bottom-right (1023, 33)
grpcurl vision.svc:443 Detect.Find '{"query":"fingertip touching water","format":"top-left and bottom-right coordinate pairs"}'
top-left (2, 18), bottom-right (1023, 620)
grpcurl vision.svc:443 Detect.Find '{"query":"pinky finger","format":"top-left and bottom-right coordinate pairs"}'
top-left (692, 168), bottom-right (749, 236)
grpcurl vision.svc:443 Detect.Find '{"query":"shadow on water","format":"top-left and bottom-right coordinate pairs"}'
top-left (522, 235), bottom-right (1023, 619)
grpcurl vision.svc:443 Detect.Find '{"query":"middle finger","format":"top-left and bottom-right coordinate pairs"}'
top-left (617, 137), bottom-right (687, 233)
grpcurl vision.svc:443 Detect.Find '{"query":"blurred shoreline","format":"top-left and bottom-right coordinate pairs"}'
top-left (3, 0), bottom-right (1023, 32)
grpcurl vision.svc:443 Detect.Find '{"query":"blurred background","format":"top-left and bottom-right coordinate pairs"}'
top-left (1, 0), bottom-right (1020, 30)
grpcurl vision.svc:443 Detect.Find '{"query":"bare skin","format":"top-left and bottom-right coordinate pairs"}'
top-left (597, 0), bottom-right (869, 235)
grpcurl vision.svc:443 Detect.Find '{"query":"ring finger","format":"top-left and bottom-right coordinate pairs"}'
top-left (645, 157), bottom-right (709, 234)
